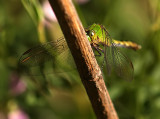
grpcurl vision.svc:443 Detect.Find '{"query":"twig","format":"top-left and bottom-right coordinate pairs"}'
top-left (48, 0), bottom-right (118, 118)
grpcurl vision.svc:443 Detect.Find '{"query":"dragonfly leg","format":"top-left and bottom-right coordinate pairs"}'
top-left (92, 44), bottom-right (105, 71)
top-left (92, 44), bottom-right (103, 56)
top-left (95, 49), bottom-right (102, 56)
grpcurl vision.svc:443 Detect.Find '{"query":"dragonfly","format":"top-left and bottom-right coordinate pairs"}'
top-left (19, 23), bottom-right (141, 81)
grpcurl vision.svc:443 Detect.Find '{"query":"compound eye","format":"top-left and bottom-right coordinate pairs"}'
top-left (90, 30), bottom-right (94, 37)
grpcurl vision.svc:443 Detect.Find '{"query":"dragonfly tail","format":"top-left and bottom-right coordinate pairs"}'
top-left (113, 40), bottom-right (141, 50)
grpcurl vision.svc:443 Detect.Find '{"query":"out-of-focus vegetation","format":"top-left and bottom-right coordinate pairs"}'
top-left (0, 0), bottom-right (160, 119)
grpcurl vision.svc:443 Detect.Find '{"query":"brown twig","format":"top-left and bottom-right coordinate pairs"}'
top-left (48, 0), bottom-right (118, 118)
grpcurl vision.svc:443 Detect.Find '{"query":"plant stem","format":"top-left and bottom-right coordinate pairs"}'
top-left (48, 0), bottom-right (118, 118)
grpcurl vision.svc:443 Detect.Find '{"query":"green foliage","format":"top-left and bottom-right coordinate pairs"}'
top-left (0, 0), bottom-right (160, 119)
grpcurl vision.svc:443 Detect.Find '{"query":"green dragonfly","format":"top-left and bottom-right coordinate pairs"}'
top-left (19, 23), bottom-right (141, 81)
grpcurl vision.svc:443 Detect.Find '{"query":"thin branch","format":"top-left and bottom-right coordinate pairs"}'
top-left (48, 0), bottom-right (118, 118)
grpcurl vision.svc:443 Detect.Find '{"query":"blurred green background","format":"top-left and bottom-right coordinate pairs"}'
top-left (0, 0), bottom-right (160, 119)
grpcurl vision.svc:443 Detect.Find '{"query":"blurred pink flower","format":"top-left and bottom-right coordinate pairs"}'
top-left (10, 73), bottom-right (26, 95)
top-left (8, 109), bottom-right (29, 119)
top-left (42, 1), bottom-right (57, 22)
top-left (42, 0), bottom-right (89, 25)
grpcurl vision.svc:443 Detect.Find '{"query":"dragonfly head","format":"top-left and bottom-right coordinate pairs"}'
top-left (85, 23), bottom-right (103, 44)
top-left (85, 29), bottom-right (95, 42)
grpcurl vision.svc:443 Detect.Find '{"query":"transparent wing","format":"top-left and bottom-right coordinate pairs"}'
top-left (19, 37), bottom-right (76, 75)
top-left (104, 31), bottom-right (134, 81)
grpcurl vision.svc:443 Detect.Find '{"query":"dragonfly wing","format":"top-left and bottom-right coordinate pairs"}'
top-left (104, 36), bottom-right (134, 81)
top-left (19, 37), bottom-right (76, 75)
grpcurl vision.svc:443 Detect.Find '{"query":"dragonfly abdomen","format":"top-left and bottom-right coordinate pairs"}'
top-left (113, 40), bottom-right (141, 50)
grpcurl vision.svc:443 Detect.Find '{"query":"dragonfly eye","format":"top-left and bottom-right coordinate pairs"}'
top-left (90, 30), bottom-right (94, 36)
top-left (85, 30), bottom-right (95, 38)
